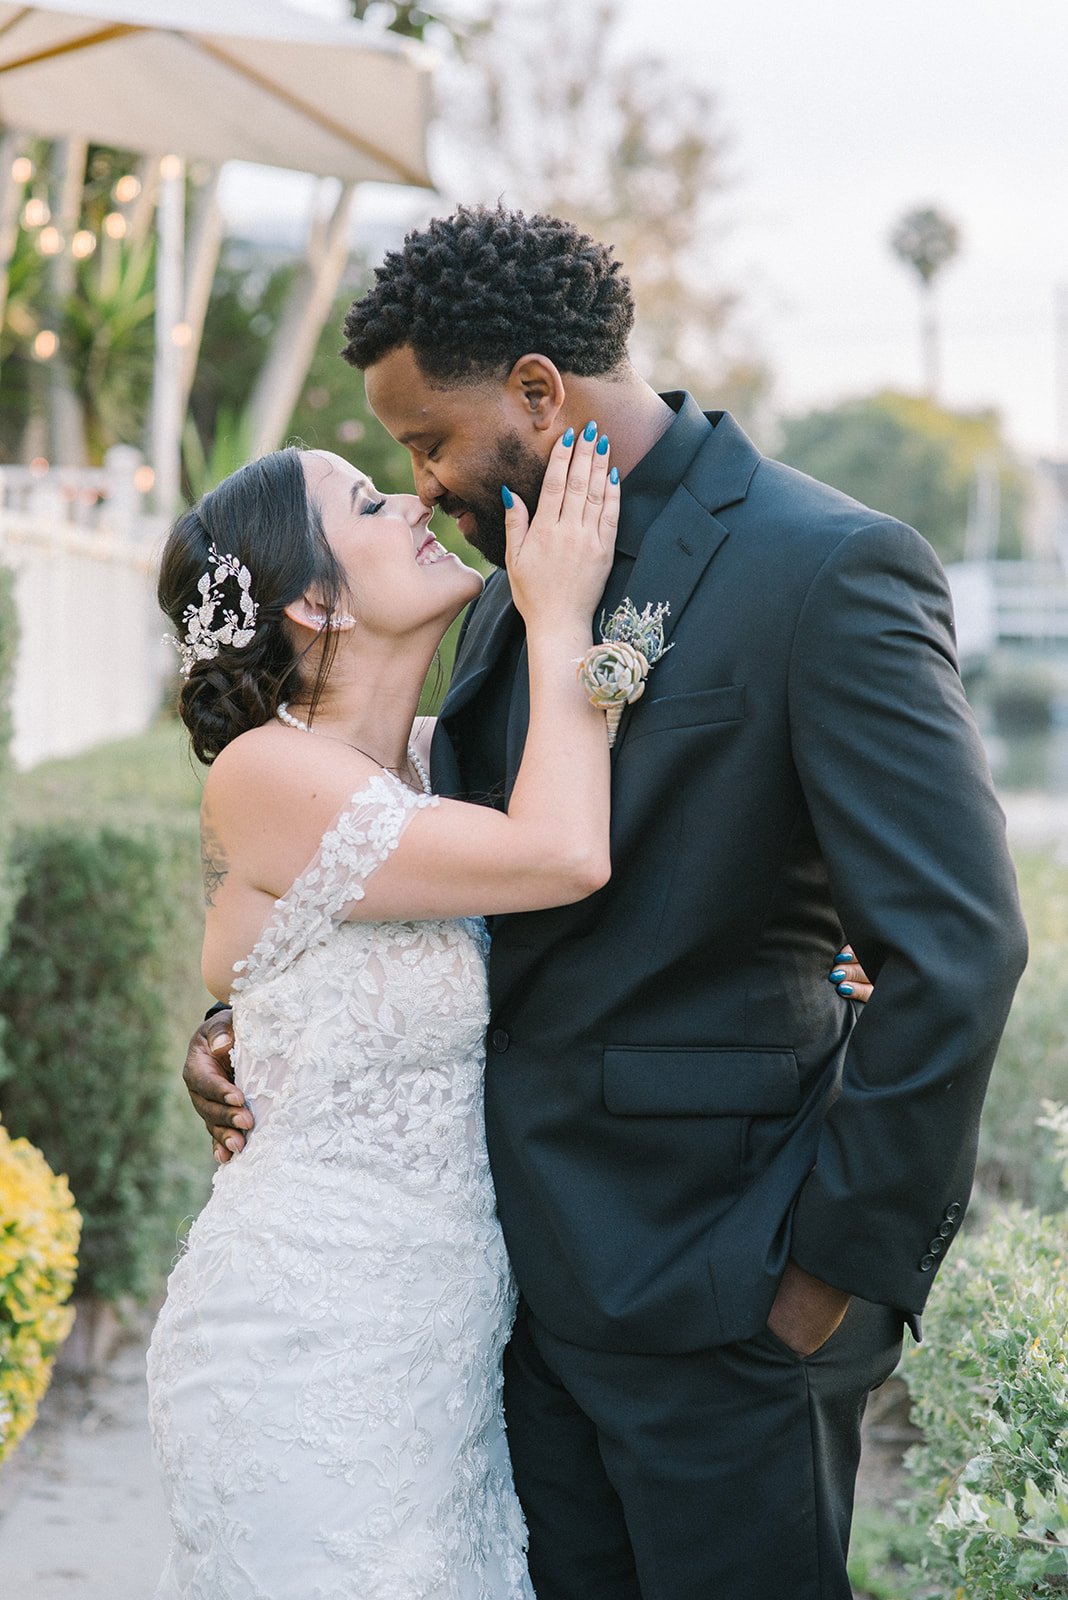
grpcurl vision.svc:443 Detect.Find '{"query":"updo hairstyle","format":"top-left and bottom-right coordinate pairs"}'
top-left (158, 448), bottom-right (348, 765)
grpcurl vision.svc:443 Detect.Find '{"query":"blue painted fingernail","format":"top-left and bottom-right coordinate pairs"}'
top-left (501, 485), bottom-right (513, 508)
top-left (596, 434), bottom-right (609, 455)
top-left (583, 420), bottom-right (597, 441)
top-left (829, 969), bottom-right (846, 983)
top-left (838, 982), bottom-right (855, 997)
top-left (561, 428), bottom-right (574, 448)
top-left (609, 466), bottom-right (619, 485)
top-left (835, 951), bottom-right (851, 962)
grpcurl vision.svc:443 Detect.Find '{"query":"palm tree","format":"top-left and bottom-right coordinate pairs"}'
top-left (890, 205), bottom-right (961, 400)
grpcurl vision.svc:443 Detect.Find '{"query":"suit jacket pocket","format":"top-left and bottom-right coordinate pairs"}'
top-left (627, 683), bottom-right (746, 742)
top-left (602, 1046), bottom-right (800, 1117)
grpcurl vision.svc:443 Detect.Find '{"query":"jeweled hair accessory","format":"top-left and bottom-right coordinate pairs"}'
top-left (165, 543), bottom-right (259, 676)
top-left (576, 599), bottom-right (673, 747)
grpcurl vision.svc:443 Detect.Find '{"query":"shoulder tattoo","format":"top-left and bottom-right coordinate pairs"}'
top-left (200, 810), bottom-right (229, 908)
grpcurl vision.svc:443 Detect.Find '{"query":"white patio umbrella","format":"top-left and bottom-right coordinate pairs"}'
top-left (0, 0), bottom-right (435, 504)
top-left (0, 0), bottom-right (433, 186)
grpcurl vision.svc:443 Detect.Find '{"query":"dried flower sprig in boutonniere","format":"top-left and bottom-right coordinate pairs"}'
top-left (577, 599), bottom-right (673, 747)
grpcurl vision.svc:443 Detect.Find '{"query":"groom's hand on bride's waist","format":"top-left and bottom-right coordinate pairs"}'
top-left (183, 1011), bottom-right (253, 1163)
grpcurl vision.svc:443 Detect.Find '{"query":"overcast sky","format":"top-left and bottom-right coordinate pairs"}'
top-left (224, 0), bottom-right (1068, 458)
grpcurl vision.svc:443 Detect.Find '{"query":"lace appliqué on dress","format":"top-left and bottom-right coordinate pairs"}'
top-left (232, 773), bottom-right (438, 996)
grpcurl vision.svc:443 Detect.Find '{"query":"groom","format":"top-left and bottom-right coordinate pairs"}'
top-left (187, 206), bottom-right (1026, 1597)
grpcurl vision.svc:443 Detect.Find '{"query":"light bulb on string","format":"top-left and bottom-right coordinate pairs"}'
top-left (113, 174), bottom-right (141, 204)
top-left (37, 226), bottom-right (63, 256)
top-left (33, 331), bottom-right (58, 361)
top-left (11, 156), bottom-right (33, 184)
top-left (103, 212), bottom-right (127, 240)
top-left (71, 230), bottom-right (97, 260)
top-left (21, 197), bottom-right (49, 228)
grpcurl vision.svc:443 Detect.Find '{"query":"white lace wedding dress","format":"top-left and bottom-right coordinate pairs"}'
top-left (146, 773), bottom-right (532, 1600)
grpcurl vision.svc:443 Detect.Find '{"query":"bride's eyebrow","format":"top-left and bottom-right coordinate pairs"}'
top-left (348, 478), bottom-right (375, 510)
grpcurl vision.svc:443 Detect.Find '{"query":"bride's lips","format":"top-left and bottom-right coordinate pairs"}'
top-left (415, 531), bottom-right (453, 566)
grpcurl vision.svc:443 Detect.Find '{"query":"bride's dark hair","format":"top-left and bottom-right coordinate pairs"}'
top-left (158, 448), bottom-right (349, 765)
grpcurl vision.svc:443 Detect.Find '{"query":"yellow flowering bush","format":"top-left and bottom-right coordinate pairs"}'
top-left (0, 1115), bottom-right (81, 1464)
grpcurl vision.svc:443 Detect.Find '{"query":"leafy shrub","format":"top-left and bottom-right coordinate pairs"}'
top-left (0, 1116), bottom-right (81, 1464)
top-left (899, 1107), bottom-right (1068, 1597)
top-left (977, 852), bottom-right (1068, 1212)
top-left (0, 722), bottom-right (211, 1303)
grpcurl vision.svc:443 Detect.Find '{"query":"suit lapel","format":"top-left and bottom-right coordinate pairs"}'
top-left (602, 410), bottom-right (760, 756)
top-left (438, 570), bottom-right (519, 724)
top-left (602, 485), bottom-right (729, 758)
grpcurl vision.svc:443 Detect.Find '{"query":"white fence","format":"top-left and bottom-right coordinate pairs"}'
top-left (0, 450), bottom-right (169, 769)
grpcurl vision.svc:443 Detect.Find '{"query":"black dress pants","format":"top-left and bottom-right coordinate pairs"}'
top-left (503, 1296), bottom-right (903, 1600)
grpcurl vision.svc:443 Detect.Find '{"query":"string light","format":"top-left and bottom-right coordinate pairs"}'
top-left (11, 156), bottom-right (33, 184)
top-left (29, 457), bottom-right (49, 474)
top-left (37, 226), bottom-right (63, 256)
top-left (71, 230), bottom-right (97, 259)
top-left (113, 173), bottom-right (141, 203)
top-left (33, 331), bottom-right (58, 360)
top-left (171, 322), bottom-right (193, 348)
top-left (21, 197), bottom-right (49, 228)
top-left (103, 212), bottom-right (127, 240)
top-left (133, 465), bottom-right (156, 494)
top-left (159, 154), bottom-right (182, 181)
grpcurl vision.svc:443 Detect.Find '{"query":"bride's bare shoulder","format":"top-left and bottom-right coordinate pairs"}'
top-left (204, 722), bottom-right (377, 827)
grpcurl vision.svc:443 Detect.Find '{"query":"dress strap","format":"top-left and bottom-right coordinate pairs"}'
top-left (231, 774), bottom-right (438, 993)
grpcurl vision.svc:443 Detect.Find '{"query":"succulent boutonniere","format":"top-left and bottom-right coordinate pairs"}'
top-left (576, 599), bottom-right (674, 747)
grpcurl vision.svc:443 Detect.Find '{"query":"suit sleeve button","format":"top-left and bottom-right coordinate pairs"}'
top-left (945, 1202), bottom-right (962, 1221)
top-left (938, 1221), bottom-right (953, 1238)
top-left (919, 1254), bottom-right (936, 1271)
top-left (491, 1027), bottom-right (510, 1052)
top-left (929, 1238), bottom-right (945, 1255)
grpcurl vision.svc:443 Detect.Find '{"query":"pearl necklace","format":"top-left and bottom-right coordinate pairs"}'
top-left (275, 702), bottom-right (432, 796)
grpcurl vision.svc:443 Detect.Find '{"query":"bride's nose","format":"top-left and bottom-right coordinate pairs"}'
top-left (401, 496), bottom-right (433, 528)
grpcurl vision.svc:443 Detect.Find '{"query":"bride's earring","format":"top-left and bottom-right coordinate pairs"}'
top-left (308, 613), bottom-right (356, 630)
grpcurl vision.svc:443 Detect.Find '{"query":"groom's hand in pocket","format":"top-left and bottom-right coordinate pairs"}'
top-left (183, 1011), bottom-right (253, 1163)
top-left (767, 1259), bottom-right (851, 1356)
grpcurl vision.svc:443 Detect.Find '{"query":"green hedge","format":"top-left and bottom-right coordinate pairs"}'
top-left (0, 722), bottom-right (211, 1302)
top-left (975, 851), bottom-right (1068, 1212)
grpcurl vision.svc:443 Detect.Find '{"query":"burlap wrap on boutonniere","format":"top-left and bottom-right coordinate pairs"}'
top-left (577, 599), bottom-right (674, 747)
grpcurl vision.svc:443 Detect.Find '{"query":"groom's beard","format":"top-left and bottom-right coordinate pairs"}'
top-left (437, 431), bottom-right (546, 569)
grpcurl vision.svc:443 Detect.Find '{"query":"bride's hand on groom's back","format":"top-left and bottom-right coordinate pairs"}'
top-left (183, 1011), bottom-right (254, 1163)
top-left (828, 945), bottom-right (874, 1003)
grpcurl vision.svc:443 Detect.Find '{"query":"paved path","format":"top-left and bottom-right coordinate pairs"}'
top-left (0, 1326), bottom-right (170, 1598)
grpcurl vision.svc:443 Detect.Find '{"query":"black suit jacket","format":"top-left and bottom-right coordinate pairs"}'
top-left (430, 408), bottom-right (1027, 1353)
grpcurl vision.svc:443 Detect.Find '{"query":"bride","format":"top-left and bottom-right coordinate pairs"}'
top-left (148, 425), bottom-right (619, 1599)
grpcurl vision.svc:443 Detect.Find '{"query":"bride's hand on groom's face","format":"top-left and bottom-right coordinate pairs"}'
top-left (183, 1012), bottom-right (253, 1163)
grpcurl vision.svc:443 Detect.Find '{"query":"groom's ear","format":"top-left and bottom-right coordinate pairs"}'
top-left (506, 354), bottom-right (566, 437)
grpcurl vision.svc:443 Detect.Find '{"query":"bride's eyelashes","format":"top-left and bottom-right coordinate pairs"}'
top-left (361, 498), bottom-right (387, 516)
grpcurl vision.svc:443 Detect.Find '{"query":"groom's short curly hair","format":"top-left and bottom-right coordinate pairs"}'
top-left (341, 205), bottom-right (634, 385)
